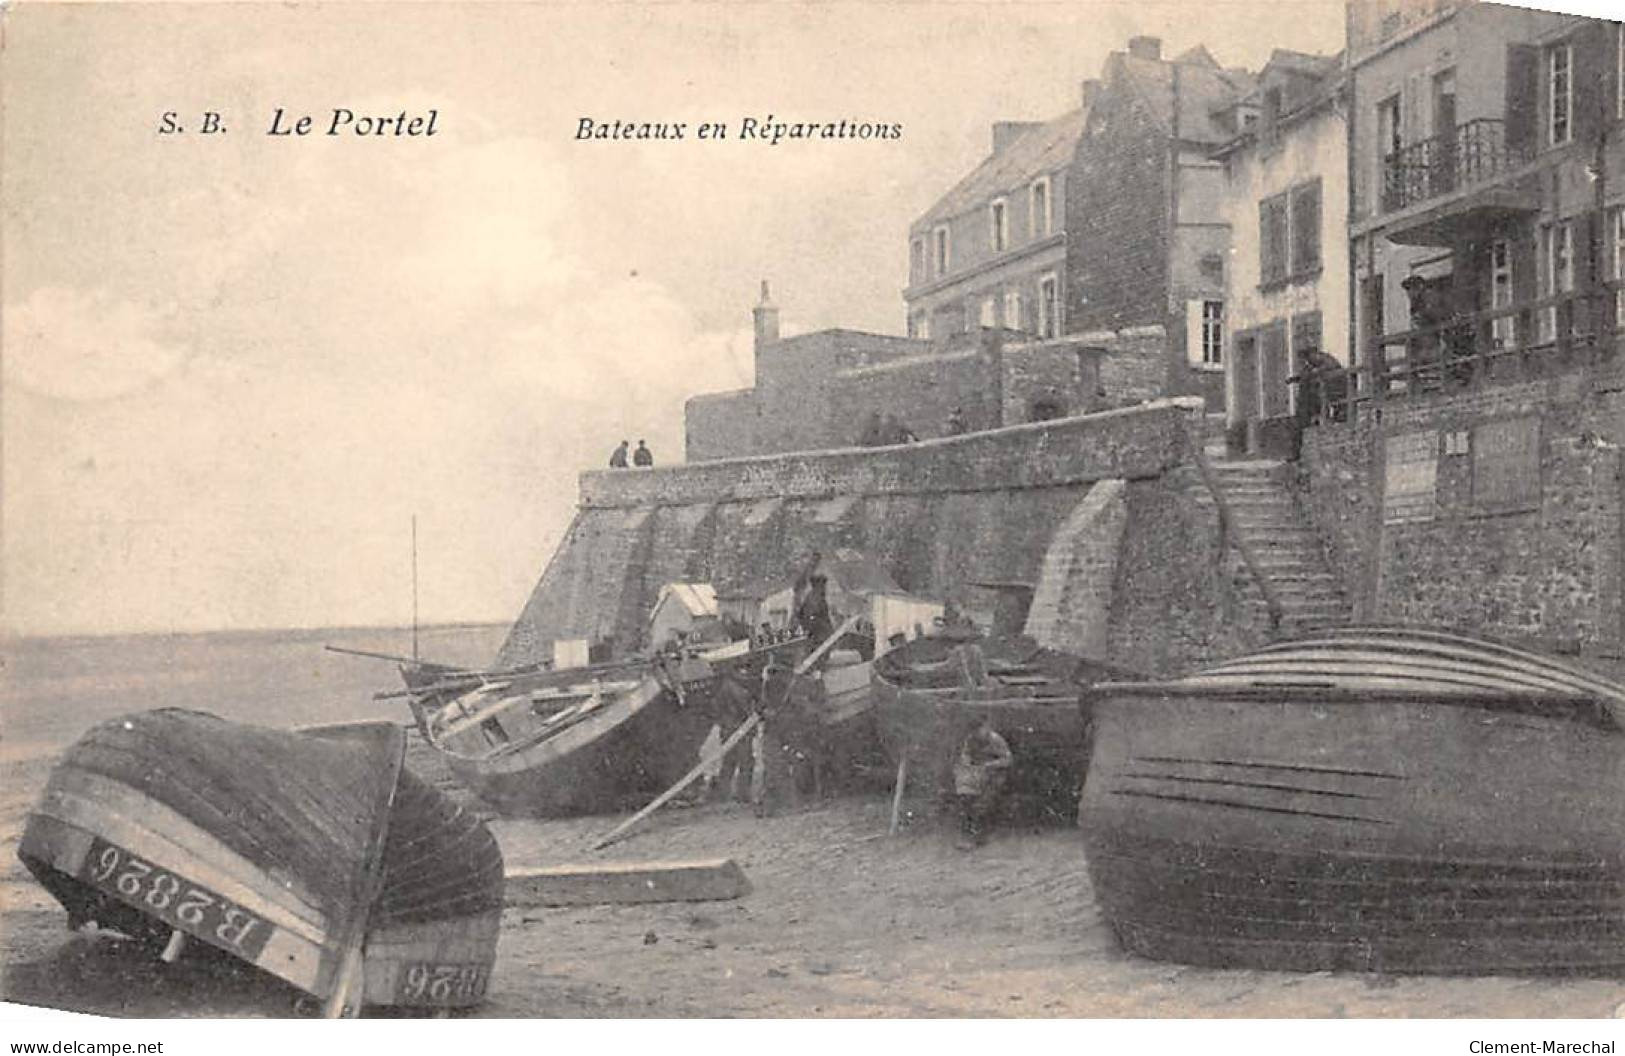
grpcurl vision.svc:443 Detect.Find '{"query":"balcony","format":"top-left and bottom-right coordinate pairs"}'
top-left (1380, 119), bottom-right (1530, 215)
top-left (1300, 285), bottom-right (1624, 425)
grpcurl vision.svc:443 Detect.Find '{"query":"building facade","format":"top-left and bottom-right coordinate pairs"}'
top-left (1066, 37), bottom-right (1256, 409)
top-left (903, 104), bottom-right (1088, 343)
top-left (1215, 50), bottom-right (1349, 453)
top-left (1348, 0), bottom-right (1622, 387)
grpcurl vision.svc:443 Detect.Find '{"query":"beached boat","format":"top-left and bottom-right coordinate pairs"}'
top-left (1080, 627), bottom-right (1625, 975)
top-left (18, 709), bottom-right (504, 1014)
top-left (404, 640), bottom-right (799, 816)
top-left (872, 633), bottom-right (1132, 811)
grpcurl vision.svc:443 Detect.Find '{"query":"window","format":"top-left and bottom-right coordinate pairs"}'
top-left (1038, 274), bottom-right (1059, 339)
top-left (979, 297), bottom-right (996, 328)
top-left (910, 239), bottom-right (924, 284)
top-left (1612, 207), bottom-right (1625, 329)
top-left (1290, 180), bottom-right (1322, 276)
top-left (990, 199), bottom-right (1008, 253)
top-left (1003, 289), bottom-right (1023, 332)
top-left (1548, 44), bottom-right (1571, 146)
top-left (1031, 177), bottom-right (1052, 237)
top-left (1489, 239), bottom-right (1516, 349)
top-left (1377, 94), bottom-right (1402, 205)
top-left (908, 310), bottom-right (927, 339)
top-left (1260, 179), bottom-right (1319, 287)
top-left (934, 225), bottom-right (951, 277)
top-left (1186, 300), bottom-right (1224, 368)
top-left (1260, 193), bottom-right (1289, 285)
top-left (1202, 301), bottom-right (1224, 366)
top-left (1539, 220), bottom-right (1573, 343)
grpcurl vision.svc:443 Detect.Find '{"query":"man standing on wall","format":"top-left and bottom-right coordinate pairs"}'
top-left (633, 439), bottom-right (654, 467)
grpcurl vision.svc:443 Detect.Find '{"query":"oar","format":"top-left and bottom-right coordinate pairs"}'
top-left (592, 616), bottom-right (861, 851)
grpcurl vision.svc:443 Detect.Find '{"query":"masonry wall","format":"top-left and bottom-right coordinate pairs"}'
top-left (827, 347), bottom-right (995, 444)
top-left (1107, 466), bottom-right (1273, 675)
top-left (685, 389), bottom-right (757, 463)
top-left (1001, 340), bottom-right (1101, 425)
top-left (498, 404), bottom-right (1198, 668)
top-left (1067, 70), bottom-right (1170, 335)
top-left (1085, 326), bottom-right (1168, 406)
top-left (1300, 362), bottom-right (1625, 657)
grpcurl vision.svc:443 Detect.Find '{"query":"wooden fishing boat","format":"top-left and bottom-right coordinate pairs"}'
top-left (1080, 626), bottom-right (1625, 975)
top-left (872, 633), bottom-right (1133, 811)
top-left (404, 640), bottom-right (800, 816)
top-left (18, 709), bottom-right (504, 1014)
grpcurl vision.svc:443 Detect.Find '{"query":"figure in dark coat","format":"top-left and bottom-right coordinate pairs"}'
top-left (793, 573), bottom-right (834, 649)
top-left (632, 440), bottom-right (654, 467)
top-left (609, 440), bottom-right (630, 468)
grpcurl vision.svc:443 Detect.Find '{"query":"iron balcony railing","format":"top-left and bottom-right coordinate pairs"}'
top-left (1380, 118), bottom-right (1529, 214)
top-left (1297, 284), bottom-right (1624, 426)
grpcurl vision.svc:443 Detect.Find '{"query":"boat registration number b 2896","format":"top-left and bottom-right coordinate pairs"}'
top-left (79, 837), bottom-right (272, 959)
top-left (397, 962), bottom-right (489, 1004)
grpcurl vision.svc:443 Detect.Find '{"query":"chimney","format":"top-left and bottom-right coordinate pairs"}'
top-left (1127, 35), bottom-right (1162, 61)
top-left (1261, 85), bottom-right (1283, 143)
top-left (1080, 78), bottom-right (1102, 110)
top-left (753, 280), bottom-right (780, 352)
top-left (991, 120), bottom-right (1043, 154)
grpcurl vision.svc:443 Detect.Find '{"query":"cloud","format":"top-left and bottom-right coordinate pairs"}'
top-left (3, 287), bottom-right (189, 402)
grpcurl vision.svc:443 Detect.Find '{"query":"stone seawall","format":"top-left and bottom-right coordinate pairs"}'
top-left (1299, 361), bottom-right (1624, 658)
top-left (498, 404), bottom-right (1209, 668)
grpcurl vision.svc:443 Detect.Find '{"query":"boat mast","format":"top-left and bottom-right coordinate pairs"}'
top-left (412, 515), bottom-right (419, 662)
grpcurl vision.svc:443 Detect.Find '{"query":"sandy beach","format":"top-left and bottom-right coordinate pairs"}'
top-left (3, 626), bottom-right (1623, 1019)
top-left (4, 741), bottom-right (1624, 1019)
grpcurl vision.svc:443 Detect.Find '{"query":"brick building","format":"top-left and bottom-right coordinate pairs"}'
top-left (1213, 50), bottom-right (1348, 454)
top-left (1066, 37), bottom-right (1256, 410)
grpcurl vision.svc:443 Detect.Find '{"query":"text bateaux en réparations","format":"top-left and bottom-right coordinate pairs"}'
top-left (575, 116), bottom-right (903, 145)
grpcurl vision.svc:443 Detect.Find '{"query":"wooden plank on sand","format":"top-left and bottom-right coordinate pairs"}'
top-left (505, 858), bottom-right (750, 907)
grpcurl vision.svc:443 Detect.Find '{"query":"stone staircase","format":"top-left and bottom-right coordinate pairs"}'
top-left (1199, 452), bottom-right (1351, 636)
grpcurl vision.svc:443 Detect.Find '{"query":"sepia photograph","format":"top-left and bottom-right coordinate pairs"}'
top-left (2, 0), bottom-right (1624, 1037)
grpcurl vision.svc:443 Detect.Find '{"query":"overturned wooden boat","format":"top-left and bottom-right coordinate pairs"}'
top-left (18, 709), bottom-right (504, 1014)
top-left (872, 633), bottom-right (1133, 811)
top-left (1080, 627), bottom-right (1625, 975)
top-left (405, 640), bottom-right (800, 816)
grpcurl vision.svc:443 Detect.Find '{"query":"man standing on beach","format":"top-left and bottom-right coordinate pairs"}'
top-left (953, 717), bottom-right (1012, 850)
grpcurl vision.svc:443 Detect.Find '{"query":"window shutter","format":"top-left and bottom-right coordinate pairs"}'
top-left (1291, 181), bottom-right (1322, 276)
top-left (1572, 23), bottom-right (1610, 150)
top-left (1260, 195), bottom-right (1288, 284)
top-left (1185, 300), bottom-right (1203, 365)
top-left (1505, 44), bottom-right (1540, 156)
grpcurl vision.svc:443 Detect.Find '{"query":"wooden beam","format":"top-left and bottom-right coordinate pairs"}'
top-left (592, 714), bottom-right (759, 851)
top-left (506, 858), bottom-right (750, 907)
top-left (888, 755), bottom-right (909, 836)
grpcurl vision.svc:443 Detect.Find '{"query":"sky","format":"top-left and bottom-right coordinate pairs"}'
top-left (0, 0), bottom-right (1418, 638)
